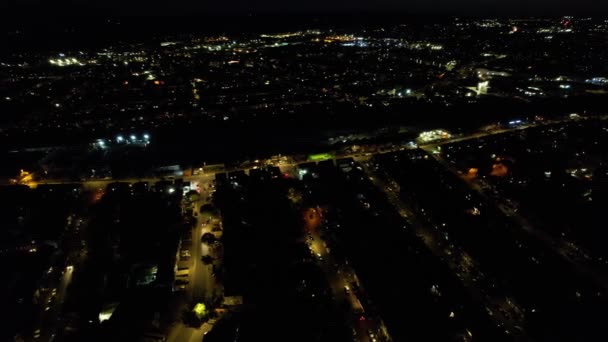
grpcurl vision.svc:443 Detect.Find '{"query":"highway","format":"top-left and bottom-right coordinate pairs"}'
top-left (361, 163), bottom-right (530, 341)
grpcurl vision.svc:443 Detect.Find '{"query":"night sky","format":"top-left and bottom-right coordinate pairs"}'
top-left (1, 0), bottom-right (607, 15)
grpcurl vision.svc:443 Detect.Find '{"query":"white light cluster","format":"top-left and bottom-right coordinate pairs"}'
top-left (418, 130), bottom-right (452, 143)
top-left (49, 57), bottom-right (86, 67)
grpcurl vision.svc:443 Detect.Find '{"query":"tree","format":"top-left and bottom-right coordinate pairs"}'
top-left (186, 190), bottom-right (200, 202)
top-left (287, 187), bottom-right (303, 205)
top-left (201, 255), bottom-right (214, 265)
top-left (201, 232), bottom-right (217, 244)
top-left (200, 204), bottom-right (218, 216)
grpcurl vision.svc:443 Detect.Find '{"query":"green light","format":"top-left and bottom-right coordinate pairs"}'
top-left (308, 153), bottom-right (334, 161)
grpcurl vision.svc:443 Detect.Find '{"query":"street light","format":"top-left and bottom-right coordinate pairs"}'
top-left (130, 135), bottom-right (137, 141)
top-left (117, 135), bottom-right (124, 142)
top-left (143, 134), bottom-right (150, 140)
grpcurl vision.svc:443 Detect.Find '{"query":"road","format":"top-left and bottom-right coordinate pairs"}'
top-left (167, 175), bottom-right (221, 342)
top-left (11, 116), bottom-right (594, 342)
top-left (10, 116), bottom-right (582, 191)
top-left (425, 147), bottom-right (608, 294)
top-left (28, 213), bottom-right (86, 342)
top-left (361, 164), bottom-right (530, 341)
top-left (47, 266), bottom-right (73, 339)
top-left (29, 264), bottom-right (74, 342)
top-left (305, 207), bottom-right (390, 342)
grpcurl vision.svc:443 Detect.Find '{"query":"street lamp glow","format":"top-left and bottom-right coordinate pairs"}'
top-left (117, 135), bottom-right (124, 142)
top-left (130, 135), bottom-right (136, 141)
top-left (143, 134), bottom-right (150, 140)
top-left (193, 303), bottom-right (207, 319)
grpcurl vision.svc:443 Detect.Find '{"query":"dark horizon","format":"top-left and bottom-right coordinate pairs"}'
top-left (2, 0), bottom-right (608, 18)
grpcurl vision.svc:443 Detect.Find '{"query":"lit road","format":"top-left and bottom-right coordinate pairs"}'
top-left (191, 176), bottom-right (221, 303)
top-left (30, 265), bottom-right (74, 342)
top-left (7, 115), bottom-right (594, 342)
top-left (426, 148), bottom-right (608, 294)
top-left (49, 266), bottom-right (74, 333)
top-left (9, 116), bottom-right (583, 191)
top-left (361, 164), bottom-right (530, 341)
top-left (305, 208), bottom-right (391, 342)
top-left (167, 175), bottom-right (220, 342)
top-left (28, 213), bottom-right (85, 342)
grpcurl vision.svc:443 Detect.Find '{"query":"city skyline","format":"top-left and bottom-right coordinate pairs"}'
top-left (2, 13), bottom-right (608, 342)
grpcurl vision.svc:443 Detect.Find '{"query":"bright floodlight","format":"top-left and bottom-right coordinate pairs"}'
top-left (98, 312), bottom-right (112, 323)
top-left (168, 187), bottom-right (175, 194)
top-left (98, 140), bottom-right (105, 147)
top-left (143, 134), bottom-right (150, 140)
top-left (130, 135), bottom-right (136, 141)
top-left (117, 135), bottom-right (124, 142)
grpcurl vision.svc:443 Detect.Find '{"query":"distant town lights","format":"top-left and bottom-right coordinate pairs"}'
top-left (130, 135), bottom-right (137, 141)
top-left (117, 135), bottom-right (124, 142)
top-left (143, 134), bottom-right (150, 140)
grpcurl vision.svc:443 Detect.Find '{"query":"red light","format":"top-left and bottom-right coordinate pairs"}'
top-left (154, 80), bottom-right (160, 85)
top-left (359, 316), bottom-right (365, 321)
